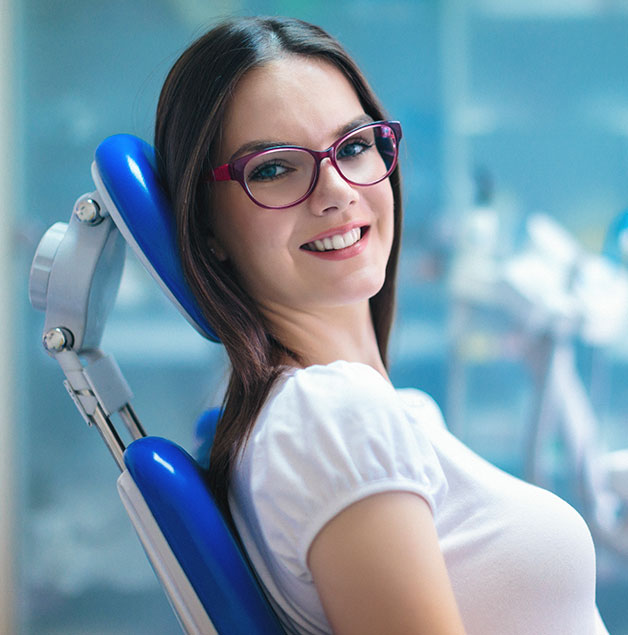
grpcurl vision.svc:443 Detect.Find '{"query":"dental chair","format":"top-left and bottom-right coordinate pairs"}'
top-left (28, 134), bottom-right (285, 634)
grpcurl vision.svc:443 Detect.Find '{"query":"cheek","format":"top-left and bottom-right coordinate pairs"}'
top-left (372, 181), bottom-right (395, 249)
top-left (211, 188), bottom-right (294, 291)
top-left (211, 186), bottom-right (267, 259)
top-left (220, 213), bottom-right (273, 269)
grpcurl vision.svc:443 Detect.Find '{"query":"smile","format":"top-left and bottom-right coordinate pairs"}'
top-left (301, 226), bottom-right (368, 252)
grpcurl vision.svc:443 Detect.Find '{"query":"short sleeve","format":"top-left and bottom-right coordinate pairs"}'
top-left (234, 361), bottom-right (448, 581)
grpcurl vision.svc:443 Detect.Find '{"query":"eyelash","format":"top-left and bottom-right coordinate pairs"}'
top-left (248, 160), bottom-right (291, 182)
top-left (337, 138), bottom-right (373, 159)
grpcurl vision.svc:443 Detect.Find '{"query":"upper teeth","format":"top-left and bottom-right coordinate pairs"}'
top-left (307, 228), bottom-right (362, 252)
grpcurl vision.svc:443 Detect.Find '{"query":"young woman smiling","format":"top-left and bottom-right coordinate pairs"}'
top-left (154, 16), bottom-right (608, 635)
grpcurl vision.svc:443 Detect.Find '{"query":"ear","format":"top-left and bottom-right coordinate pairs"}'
top-left (207, 234), bottom-right (229, 262)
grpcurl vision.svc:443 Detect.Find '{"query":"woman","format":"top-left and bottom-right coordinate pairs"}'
top-left (154, 16), bottom-right (608, 634)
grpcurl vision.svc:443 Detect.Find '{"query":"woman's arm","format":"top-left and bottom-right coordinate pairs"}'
top-left (308, 491), bottom-right (466, 635)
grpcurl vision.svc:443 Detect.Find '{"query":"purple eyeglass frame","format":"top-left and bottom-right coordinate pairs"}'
top-left (209, 120), bottom-right (402, 209)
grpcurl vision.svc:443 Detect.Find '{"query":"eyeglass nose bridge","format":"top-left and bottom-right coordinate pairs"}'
top-left (305, 145), bottom-right (350, 197)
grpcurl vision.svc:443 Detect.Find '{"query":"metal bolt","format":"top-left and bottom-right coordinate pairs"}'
top-left (75, 198), bottom-right (101, 224)
top-left (43, 327), bottom-right (73, 352)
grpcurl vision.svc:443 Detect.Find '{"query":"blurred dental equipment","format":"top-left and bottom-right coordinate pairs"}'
top-left (450, 207), bottom-right (628, 558)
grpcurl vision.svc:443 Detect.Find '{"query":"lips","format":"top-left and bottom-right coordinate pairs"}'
top-left (301, 224), bottom-right (369, 252)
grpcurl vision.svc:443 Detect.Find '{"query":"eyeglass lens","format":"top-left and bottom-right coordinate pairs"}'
top-left (243, 123), bottom-right (397, 208)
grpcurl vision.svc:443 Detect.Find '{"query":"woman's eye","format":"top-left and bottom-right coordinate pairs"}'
top-left (248, 162), bottom-right (289, 182)
top-left (337, 139), bottom-right (372, 160)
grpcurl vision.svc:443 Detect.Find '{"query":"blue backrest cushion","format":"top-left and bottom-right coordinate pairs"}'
top-left (124, 437), bottom-right (284, 634)
top-left (194, 406), bottom-right (222, 469)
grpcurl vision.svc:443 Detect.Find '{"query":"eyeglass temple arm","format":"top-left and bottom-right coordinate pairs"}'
top-left (209, 164), bottom-right (232, 182)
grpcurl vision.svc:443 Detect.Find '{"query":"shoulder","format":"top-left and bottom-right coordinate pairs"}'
top-left (232, 361), bottom-right (448, 575)
top-left (272, 359), bottom-right (397, 413)
top-left (396, 387), bottom-right (448, 431)
top-left (255, 360), bottom-right (408, 448)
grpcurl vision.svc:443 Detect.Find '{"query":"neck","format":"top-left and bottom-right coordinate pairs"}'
top-left (261, 300), bottom-right (389, 380)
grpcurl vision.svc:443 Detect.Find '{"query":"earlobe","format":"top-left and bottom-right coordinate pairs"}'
top-left (207, 236), bottom-right (228, 262)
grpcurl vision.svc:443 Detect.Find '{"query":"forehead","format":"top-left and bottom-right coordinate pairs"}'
top-left (219, 55), bottom-right (366, 158)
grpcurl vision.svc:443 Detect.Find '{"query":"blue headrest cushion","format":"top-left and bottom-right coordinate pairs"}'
top-left (94, 134), bottom-right (219, 341)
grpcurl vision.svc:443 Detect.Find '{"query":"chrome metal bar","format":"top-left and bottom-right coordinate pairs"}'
top-left (92, 404), bottom-right (126, 471)
top-left (119, 403), bottom-right (146, 440)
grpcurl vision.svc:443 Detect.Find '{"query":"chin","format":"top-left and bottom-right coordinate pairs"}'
top-left (336, 270), bottom-right (387, 305)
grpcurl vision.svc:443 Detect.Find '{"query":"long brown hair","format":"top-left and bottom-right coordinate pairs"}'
top-left (154, 16), bottom-right (403, 520)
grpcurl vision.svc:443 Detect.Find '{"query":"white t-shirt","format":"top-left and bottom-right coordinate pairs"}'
top-left (229, 361), bottom-right (608, 634)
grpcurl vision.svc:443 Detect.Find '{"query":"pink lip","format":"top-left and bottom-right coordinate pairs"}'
top-left (302, 221), bottom-right (367, 245)
top-left (302, 226), bottom-right (370, 261)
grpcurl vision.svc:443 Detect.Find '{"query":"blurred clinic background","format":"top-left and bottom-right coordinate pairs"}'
top-left (3, 0), bottom-right (628, 633)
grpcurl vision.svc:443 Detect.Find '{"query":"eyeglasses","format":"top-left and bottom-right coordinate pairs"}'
top-left (209, 120), bottom-right (402, 209)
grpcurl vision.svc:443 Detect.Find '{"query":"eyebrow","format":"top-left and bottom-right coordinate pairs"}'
top-left (227, 114), bottom-right (375, 162)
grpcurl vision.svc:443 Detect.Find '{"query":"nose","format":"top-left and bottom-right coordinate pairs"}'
top-left (307, 158), bottom-right (357, 216)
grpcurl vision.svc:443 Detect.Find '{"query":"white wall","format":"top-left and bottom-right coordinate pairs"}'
top-left (0, 0), bottom-right (16, 632)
